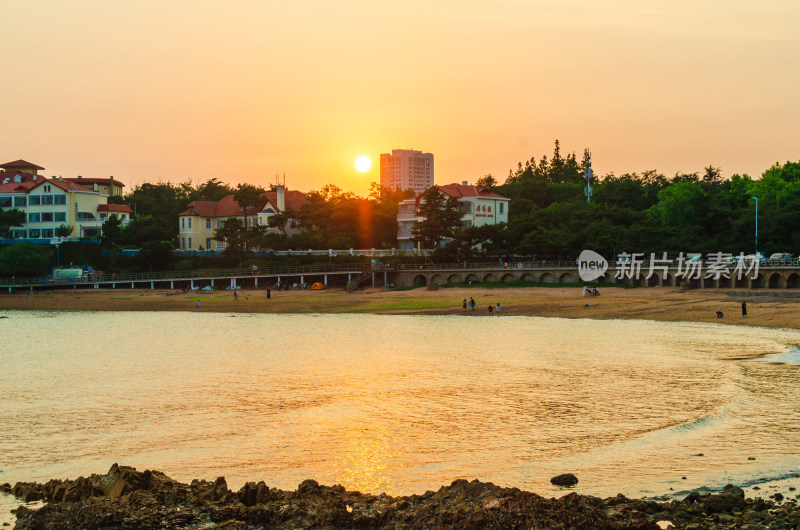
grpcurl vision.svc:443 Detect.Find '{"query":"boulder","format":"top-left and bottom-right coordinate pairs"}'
top-left (550, 473), bottom-right (578, 487)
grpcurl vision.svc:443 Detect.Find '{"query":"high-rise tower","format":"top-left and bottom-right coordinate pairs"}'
top-left (380, 149), bottom-right (434, 194)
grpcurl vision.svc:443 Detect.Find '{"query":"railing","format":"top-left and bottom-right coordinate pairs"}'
top-left (381, 261), bottom-right (578, 271)
top-left (0, 263), bottom-right (372, 287)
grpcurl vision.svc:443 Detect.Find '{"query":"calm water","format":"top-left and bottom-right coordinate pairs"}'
top-left (2, 311), bottom-right (800, 513)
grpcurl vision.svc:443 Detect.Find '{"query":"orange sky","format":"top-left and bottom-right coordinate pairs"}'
top-left (2, 1), bottom-right (798, 194)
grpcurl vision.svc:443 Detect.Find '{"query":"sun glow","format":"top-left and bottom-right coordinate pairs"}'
top-left (355, 156), bottom-right (372, 173)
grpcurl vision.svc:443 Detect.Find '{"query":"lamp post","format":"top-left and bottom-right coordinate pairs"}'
top-left (751, 196), bottom-right (758, 256)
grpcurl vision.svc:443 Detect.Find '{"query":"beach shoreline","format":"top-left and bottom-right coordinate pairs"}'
top-left (2, 285), bottom-right (800, 330)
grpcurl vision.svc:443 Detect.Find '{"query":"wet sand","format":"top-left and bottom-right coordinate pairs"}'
top-left (2, 285), bottom-right (800, 330)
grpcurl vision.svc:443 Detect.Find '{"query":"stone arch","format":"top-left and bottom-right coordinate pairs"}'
top-left (646, 273), bottom-right (660, 287)
top-left (483, 273), bottom-right (498, 283)
top-left (768, 273), bottom-right (784, 289)
top-left (413, 274), bottom-right (427, 286)
top-left (718, 275), bottom-right (732, 288)
top-left (751, 274), bottom-right (765, 289)
top-left (430, 274), bottom-right (444, 285)
top-left (787, 273), bottom-right (800, 289)
top-left (540, 272), bottom-right (555, 284)
top-left (662, 273), bottom-right (673, 287)
top-left (595, 273), bottom-right (608, 284)
top-left (465, 273), bottom-right (480, 284)
top-left (521, 273), bottom-right (535, 281)
top-left (558, 272), bottom-right (577, 284)
top-left (501, 273), bottom-right (516, 283)
top-left (447, 274), bottom-right (461, 284)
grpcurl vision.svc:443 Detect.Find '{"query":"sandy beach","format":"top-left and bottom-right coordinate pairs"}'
top-left (3, 285), bottom-right (800, 330)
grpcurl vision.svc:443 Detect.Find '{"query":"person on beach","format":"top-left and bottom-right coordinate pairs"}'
top-left (195, 300), bottom-right (200, 311)
top-left (742, 300), bottom-right (747, 318)
top-left (582, 285), bottom-right (588, 296)
top-left (462, 299), bottom-right (467, 310)
top-left (469, 297), bottom-right (475, 311)
top-left (488, 304), bottom-right (493, 315)
top-left (267, 288), bottom-right (271, 299)
top-left (496, 302), bottom-right (500, 314)
top-left (233, 290), bottom-right (238, 301)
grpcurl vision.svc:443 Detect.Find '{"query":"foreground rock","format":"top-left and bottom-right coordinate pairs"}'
top-left (2, 464), bottom-right (799, 529)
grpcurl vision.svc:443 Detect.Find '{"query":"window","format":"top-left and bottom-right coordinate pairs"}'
top-left (28, 196), bottom-right (40, 206)
top-left (13, 229), bottom-right (26, 239)
top-left (206, 238), bottom-right (211, 249)
top-left (187, 218), bottom-right (192, 230)
top-left (43, 185), bottom-right (51, 192)
top-left (181, 218), bottom-right (185, 230)
top-left (28, 213), bottom-right (40, 223)
top-left (54, 195), bottom-right (66, 205)
top-left (40, 195), bottom-right (53, 205)
top-left (54, 213), bottom-right (66, 222)
top-left (28, 229), bottom-right (40, 238)
top-left (188, 237), bottom-right (192, 249)
top-left (41, 213), bottom-right (54, 222)
top-left (499, 202), bottom-right (504, 214)
top-left (181, 238), bottom-right (185, 250)
top-left (206, 218), bottom-right (211, 229)
top-left (14, 196), bottom-right (26, 207)
top-left (100, 213), bottom-right (108, 220)
top-left (41, 229), bottom-right (54, 238)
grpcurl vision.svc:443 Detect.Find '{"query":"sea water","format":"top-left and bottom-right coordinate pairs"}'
top-left (1, 311), bottom-right (799, 522)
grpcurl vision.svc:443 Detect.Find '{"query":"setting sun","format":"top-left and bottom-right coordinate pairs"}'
top-left (355, 156), bottom-right (371, 173)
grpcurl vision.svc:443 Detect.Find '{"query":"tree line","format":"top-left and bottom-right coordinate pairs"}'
top-left (439, 140), bottom-right (800, 261)
top-left (2, 141), bottom-right (799, 275)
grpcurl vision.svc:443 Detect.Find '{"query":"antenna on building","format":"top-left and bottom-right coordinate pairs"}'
top-left (584, 149), bottom-right (593, 203)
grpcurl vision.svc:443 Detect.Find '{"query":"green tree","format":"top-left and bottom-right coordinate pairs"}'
top-left (192, 178), bottom-right (235, 202)
top-left (412, 187), bottom-right (463, 248)
top-left (0, 244), bottom-right (49, 276)
top-left (121, 215), bottom-right (174, 247)
top-left (55, 224), bottom-right (74, 237)
top-left (475, 174), bottom-right (498, 187)
top-left (100, 217), bottom-right (124, 248)
top-left (213, 218), bottom-right (247, 258)
top-left (0, 208), bottom-right (26, 238)
top-left (233, 183), bottom-right (265, 252)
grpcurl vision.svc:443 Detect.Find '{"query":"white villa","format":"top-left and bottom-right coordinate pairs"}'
top-left (397, 182), bottom-right (510, 250)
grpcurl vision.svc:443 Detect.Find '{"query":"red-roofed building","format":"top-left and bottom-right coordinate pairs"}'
top-left (177, 185), bottom-right (307, 251)
top-left (63, 177), bottom-right (125, 197)
top-left (397, 182), bottom-right (510, 250)
top-left (1, 160), bottom-right (130, 242)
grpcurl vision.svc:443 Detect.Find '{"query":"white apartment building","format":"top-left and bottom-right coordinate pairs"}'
top-left (397, 183), bottom-right (510, 251)
top-left (380, 149), bottom-right (434, 194)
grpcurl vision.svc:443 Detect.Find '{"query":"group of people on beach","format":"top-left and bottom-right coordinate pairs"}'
top-left (462, 297), bottom-right (501, 315)
top-left (582, 285), bottom-right (599, 296)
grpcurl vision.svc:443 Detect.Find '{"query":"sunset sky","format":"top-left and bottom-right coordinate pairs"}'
top-left (3, 1), bottom-right (798, 194)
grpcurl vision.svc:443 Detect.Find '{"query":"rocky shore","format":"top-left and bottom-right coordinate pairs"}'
top-left (3, 465), bottom-right (799, 529)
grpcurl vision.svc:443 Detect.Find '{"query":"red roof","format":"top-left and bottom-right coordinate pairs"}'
top-left (0, 159), bottom-right (44, 170)
top-left (28, 178), bottom-right (98, 193)
top-left (178, 190), bottom-right (308, 218)
top-left (0, 170), bottom-right (38, 186)
top-left (64, 177), bottom-right (125, 188)
top-left (265, 189), bottom-right (308, 212)
top-left (408, 184), bottom-right (509, 202)
top-left (0, 181), bottom-right (36, 194)
top-left (178, 195), bottom-right (267, 218)
top-left (97, 204), bottom-right (133, 213)
top-left (435, 183), bottom-right (509, 200)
